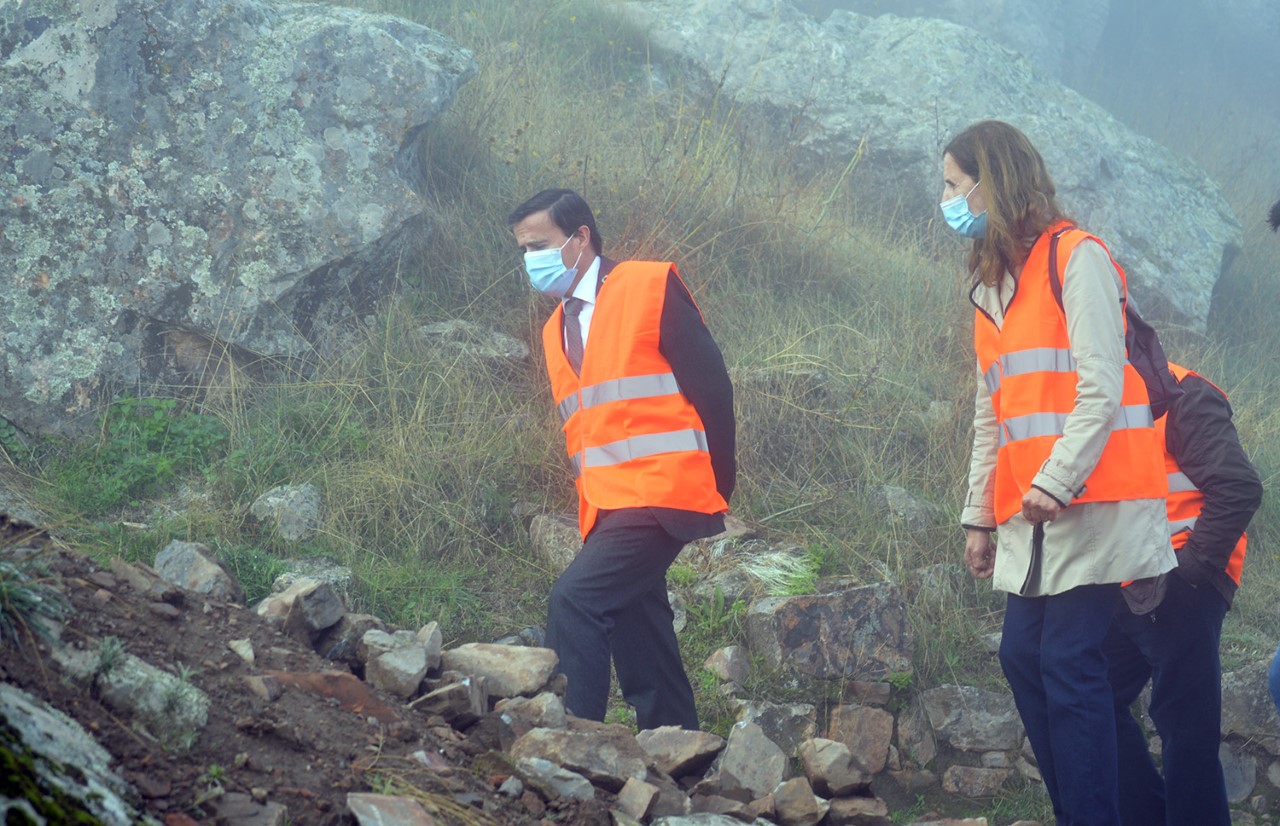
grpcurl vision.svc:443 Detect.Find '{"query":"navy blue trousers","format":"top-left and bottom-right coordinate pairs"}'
top-left (1000, 584), bottom-right (1122, 826)
top-left (1104, 573), bottom-right (1231, 826)
top-left (1270, 643), bottom-right (1280, 716)
top-left (544, 513), bottom-right (698, 730)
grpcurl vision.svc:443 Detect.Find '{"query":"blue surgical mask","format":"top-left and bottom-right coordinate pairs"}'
top-left (940, 181), bottom-right (988, 239)
top-left (524, 235), bottom-right (583, 298)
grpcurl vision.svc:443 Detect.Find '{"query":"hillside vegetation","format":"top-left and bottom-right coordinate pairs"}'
top-left (5, 0), bottom-right (1279, 802)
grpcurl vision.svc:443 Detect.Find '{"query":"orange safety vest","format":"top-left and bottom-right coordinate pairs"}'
top-left (542, 260), bottom-right (728, 538)
top-left (973, 222), bottom-right (1167, 524)
top-left (1160, 363), bottom-right (1247, 585)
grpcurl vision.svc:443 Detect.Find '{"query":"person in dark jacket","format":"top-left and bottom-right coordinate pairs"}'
top-left (1104, 363), bottom-right (1263, 826)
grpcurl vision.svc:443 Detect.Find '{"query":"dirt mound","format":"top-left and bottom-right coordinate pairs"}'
top-left (1, 543), bottom-right (605, 826)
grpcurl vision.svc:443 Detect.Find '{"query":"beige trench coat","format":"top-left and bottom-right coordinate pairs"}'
top-left (961, 239), bottom-right (1176, 596)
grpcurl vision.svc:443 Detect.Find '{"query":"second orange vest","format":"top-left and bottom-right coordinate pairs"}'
top-left (973, 223), bottom-right (1167, 524)
top-left (542, 261), bottom-right (728, 538)
top-left (1160, 363), bottom-right (1247, 585)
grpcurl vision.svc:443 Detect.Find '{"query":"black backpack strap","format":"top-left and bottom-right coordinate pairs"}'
top-left (1046, 225), bottom-right (1079, 311)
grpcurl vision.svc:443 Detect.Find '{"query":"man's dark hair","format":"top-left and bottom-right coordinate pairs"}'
top-left (507, 189), bottom-right (603, 255)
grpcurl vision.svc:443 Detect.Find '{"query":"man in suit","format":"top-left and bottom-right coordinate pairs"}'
top-left (507, 189), bottom-right (735, 730)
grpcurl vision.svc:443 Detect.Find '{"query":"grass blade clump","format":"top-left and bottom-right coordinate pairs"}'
top-left (0, 549), bottom-right (68, 645)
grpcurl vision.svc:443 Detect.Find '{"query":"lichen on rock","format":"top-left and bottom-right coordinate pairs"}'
top-left (0, 0), bottom-right (477, 435)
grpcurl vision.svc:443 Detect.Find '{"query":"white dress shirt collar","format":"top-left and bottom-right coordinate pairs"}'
top-left (565, 256), bottom-right (602, 306)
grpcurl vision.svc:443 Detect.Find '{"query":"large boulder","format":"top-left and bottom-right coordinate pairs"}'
top-left (618, 0), bottom-right (1240, 330)
top-left (793, 0), bottom-right (1111, 84)
top-left (745, 581), bottom-right (913, 682)
top-left (0, 0), bottom-right (476, 435)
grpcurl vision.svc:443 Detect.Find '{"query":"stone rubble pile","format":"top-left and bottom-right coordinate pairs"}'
top-left (7, 520), bottom-right (1280, 825)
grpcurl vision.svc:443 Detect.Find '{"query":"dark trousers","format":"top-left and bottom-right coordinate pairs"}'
top-left (1104, 574), bottom-right (1231, 826)
top-left (1270, 644), bottom-right (1280, 716)
top-left (1000, 584), bottom-right (1122, 826)
top-left (544, 513), bottom-right (698, 730)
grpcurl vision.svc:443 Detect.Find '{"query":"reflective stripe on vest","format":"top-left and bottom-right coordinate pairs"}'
top-left (1170, 516), bottom-right (1198, 535)
top-left (1167, 471), bottom-right (1198, 494)
top-left (557, 372), bottom-right (681, 422)
top-left (983, 348), bottom-right (1078, 395)
top-left (1001, 347), bottom-right (1077, 380)
top-left (982, 361), bottom-right (1001, 395)
top-left (570, 428), bottom-right (709, 478)
top-left (998, 404), bottom-right (1155, 447)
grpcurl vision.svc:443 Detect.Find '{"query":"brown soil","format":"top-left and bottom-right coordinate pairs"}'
top-left (1, 523), bottom-right (608, 826)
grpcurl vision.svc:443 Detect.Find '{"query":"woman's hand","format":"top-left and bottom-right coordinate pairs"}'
top-left (1021, 487), bottom-right (1063, 523)
top-left (964, 528), bottom-right (996, 579)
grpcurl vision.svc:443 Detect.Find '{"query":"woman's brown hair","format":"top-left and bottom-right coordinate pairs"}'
top-left (944, 120), bottom-right (1070, 286)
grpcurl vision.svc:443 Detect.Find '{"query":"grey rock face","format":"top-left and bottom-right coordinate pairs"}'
top-left (798, 738), bottom-right (871, 797)
top-left (703, 645), bottom-right (751, 684)
top-left (514, 757), bottom-right (596, 801)
top-left (153, 539), bottom-right (245, 603)
top-left (0, 682), bottom-right (139, 825)
top-left (1221, 661), bottom-right (1280, 743)
top-left (418, 320), bottom-right (531, 362)
top-left (920, 684), bottom-right (1024, 752)
top-left (772, 776), bottom-right (829, 826)
top-left (744, 582), bottom-right (913, 681)
top-left (794, 0), bottom-right (1110, 84)
top-left (52, 645), bottom-right (211, 749)
top-left (1221, 741), bottom-right (1257, 805)
top-left (529, 514), bottom-right (581, 575)
top-left (941, 765), bottom-right (1015, 797)
top-left (250, 483), bottom-right (323, 542)
top-left (826, 705), bottom-right (895, 774)
top-left (0, 0), bottom-right (477, 435)
top-left (347, 793), bottom-right (436, 825)
top-left (618, 0), bottom-right (1240, 330)
top-left (440, 642), bottom-right (558, 698)
top-left (718, 720), bottom-right (787, 798)
top-left (509, 725), bottom-right (649, 792)
top-left (736, 700), bottom-right (817, 758)
top-left (634, 726), bottom-right (726, 779)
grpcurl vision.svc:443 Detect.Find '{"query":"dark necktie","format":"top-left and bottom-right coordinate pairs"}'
top-left (563, 297), bottom-right (585, 374)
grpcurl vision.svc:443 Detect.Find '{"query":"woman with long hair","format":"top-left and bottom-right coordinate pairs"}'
top-left (945, 120), bottom-right (1175, 825)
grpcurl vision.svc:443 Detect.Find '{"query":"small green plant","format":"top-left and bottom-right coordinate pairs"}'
top-left (885, 670), bottom-right (915, 714)
top-left (887, 671), bottom-right (913, 692)
top-left (0, 552), bottom-right (68, 645)
top-left (96, 635), bottom-right (125, 677)
top-left (215, 543), bottom-right (292, 605)
top-left (45, 395), bottom-right (228, 515)
top-left (176, 729), bottom-right (201, 752)
top-left (0, 417), bottom-right (30, 464)
top-left (203, 763), bottom-right (226, 786)
top-left (889, 794), bottom-right (929, 825)
top-left (365, 773), bottom-right (407, 795)
top-left (191, 761), bottom-right (226, 808)
top-left (603, 702), bottom-right (637, 731)
top-left (686, 587), bottom-right (746, 640)
top-left (162, 678), bottom-right (195, 716)
top-left (668, 563), bottom-right (698, 588)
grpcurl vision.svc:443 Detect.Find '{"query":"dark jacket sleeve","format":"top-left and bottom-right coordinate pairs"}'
top-left (1164, 373), bottom-right (1263, 586)
top-left (659, 273), bottom-right (736, 503)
